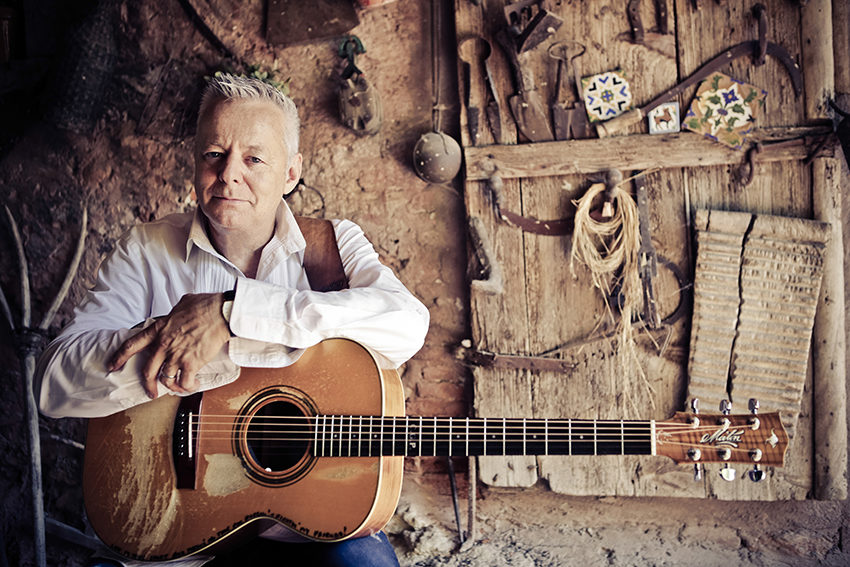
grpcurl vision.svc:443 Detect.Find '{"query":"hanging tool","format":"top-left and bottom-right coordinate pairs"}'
top-left (504, 0), bottom-right (563, 53)
top-left (623, 0), bottom-right (675, 58)
top-left (548, 41), bottom-right (590, 140)
top-left (633, 174), bottom-right (661, 329)
top-left (459, 36), bottom-right (503, 145)
top-left (496, 29), bottom-right (554, 142)
top-left (337, 36), bottom-right (382, 136)
top-left (598, 5), bottom-right (802, 137)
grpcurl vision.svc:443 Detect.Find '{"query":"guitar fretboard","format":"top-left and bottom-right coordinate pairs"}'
top-left (309, 416), bottom-right (655, 457)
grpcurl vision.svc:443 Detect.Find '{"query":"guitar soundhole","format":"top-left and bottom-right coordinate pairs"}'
top-left (246, 401), bottom-right (310, 472)
top-left (234, 387), bottom-right (317, 487)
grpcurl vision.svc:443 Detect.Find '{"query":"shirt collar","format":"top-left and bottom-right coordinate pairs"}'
top-left (185, 200), bottom-right (306, 262)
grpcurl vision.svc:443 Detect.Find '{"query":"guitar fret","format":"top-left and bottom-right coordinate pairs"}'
top-left (368, 416), bottom-right (373, 457)
top-left (620, 419), bottom-right (625, 455)
top-left (483, 418), bottom-right (487, 457)
top-left (358, 416), bottom-right (363, 457)
top-left (502, 417), bottom-right (508, 455)
top-left (338, 415), bottom-right (343, 457)
top-left (593, 420), bottom-right (597, 456)
top-left (522, 418), bottom-right (526, 455)
top-left (393, 417), bottom-right (397, 456)
top-left (448, 417), bottom-right (453, 456)
top-left (568, 419), bottom-right (572, 455)
top-left (544, 419), bottom-right (548, 456)
top-left (188, 412), bottom-right (194, 460)
top-left (465, 417), bottom-right (469, 457)
top-left (432, 417), bottom-right (437, 457)
top-left (322, 415), bottom-right (328, 457)
top-left (382, 417), bottom-right (387, 456)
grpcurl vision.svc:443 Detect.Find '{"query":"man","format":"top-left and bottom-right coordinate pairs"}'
top-left (36, 73), bottom-right (430, 566)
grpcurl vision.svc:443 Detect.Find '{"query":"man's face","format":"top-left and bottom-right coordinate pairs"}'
top-left (194, 98), bottom-right (302, 240)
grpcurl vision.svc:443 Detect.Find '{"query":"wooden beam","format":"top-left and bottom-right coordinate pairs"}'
top-left (463, 127), bottom-right (835, 181)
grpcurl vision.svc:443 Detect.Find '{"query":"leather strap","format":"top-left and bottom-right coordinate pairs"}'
top-left (294, 216), bottom-right (349, 292)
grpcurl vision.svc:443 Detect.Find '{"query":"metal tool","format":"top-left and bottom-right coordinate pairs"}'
top-left (459, 37), bottom-right (502, 145)
top-left (633, 174), bottom-right (661, 329)
top-left (504, 0), bottom-right (563, 53)
top-left (548, 41), bottom-right (590, 140)
top-left (496, 29), bottom-right (554, 142)
top-left (597, 6), bottom-right (802, 137)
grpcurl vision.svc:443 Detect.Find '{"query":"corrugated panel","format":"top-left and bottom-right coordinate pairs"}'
top-left (686, 210), bottom-right (830, 435)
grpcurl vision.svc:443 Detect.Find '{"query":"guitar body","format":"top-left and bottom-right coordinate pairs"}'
top-left (83, 339), bottom-right (405, 561)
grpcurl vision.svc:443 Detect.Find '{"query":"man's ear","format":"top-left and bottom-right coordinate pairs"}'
top-left (284, 153), bottom-right (303, 194)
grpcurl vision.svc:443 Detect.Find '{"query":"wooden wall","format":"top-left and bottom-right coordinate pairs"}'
top-left (455, 0), bottom-right (845, 500)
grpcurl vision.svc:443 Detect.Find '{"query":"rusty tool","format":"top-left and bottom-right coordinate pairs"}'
top-left (548, 41), bottom-right (590, 140)
top-left (598, 6), bottom-right (802, 137)
top-left (496, 29), bottom-right (554, 143)
top-left (459, 37), bottom-right (502, 146)
top-left (633, 174), bottom-right (661, 329)
top-left (504, 0), bottom-right (563, 53)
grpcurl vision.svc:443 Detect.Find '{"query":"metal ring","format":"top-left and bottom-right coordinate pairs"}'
top-left (158, 368), bottom-right (180, 381)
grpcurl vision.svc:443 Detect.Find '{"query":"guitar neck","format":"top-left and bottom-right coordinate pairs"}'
top-left (312, 416), bottom-right (654, 458)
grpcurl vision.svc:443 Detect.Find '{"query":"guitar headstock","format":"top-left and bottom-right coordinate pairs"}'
top-left (655, 411), bottom-right (788, 467)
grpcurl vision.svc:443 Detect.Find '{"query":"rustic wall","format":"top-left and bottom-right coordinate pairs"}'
top-left (0, 0), bottom-right (847, 566)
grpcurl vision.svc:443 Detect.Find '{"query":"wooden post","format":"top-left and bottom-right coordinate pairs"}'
top-left (803, 0), bottom-right (847, 500)
top-left (811, 158), bottom-right (848, 500)
top-left (801, 0), bottom-right (834, 119)
top-left (833, 0), bottom-right (850, 94)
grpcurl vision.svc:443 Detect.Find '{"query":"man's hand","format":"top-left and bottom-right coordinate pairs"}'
top-left (109, 292), bottom-right (232, 399)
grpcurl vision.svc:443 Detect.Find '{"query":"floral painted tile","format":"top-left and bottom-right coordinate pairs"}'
top-left (581, 69), bottom-right (633, 123)
top-left (682, 72), bottom-right (767, 149)
top-left (648, 101), bottom-right (680, 134)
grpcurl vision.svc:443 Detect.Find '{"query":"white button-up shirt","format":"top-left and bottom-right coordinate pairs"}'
top-left (36, 201), bottom-right (429, 419)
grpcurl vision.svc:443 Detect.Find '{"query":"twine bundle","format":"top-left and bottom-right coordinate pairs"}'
top-left (570, 172), bottom-right (655, 410)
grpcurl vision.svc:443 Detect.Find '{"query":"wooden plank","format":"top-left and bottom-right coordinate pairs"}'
top-left (457, 0), bottom-right (538, 488)
top-left (811, 157), bottom-right (848, 500)
top-left (464, 127), bottom-right (834, 181)
top-left (675, 0), bottom-right (813, 501)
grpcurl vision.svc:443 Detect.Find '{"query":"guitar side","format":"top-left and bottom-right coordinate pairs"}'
top-left (83, 339), bottom-right (405, 561)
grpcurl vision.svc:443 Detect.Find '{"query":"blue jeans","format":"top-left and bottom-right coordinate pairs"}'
top-left (205, 532), bottom-right (400, 567)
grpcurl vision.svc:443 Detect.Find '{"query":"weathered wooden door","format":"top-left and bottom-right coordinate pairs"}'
top-left (455, 0), bottom-right (845, 500)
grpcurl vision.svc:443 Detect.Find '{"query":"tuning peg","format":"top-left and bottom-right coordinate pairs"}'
top-left (689, 398), bottom-right (700, 428)
top-left (748, 465), bottom-right (765, 482)
top-left (720, 399), bottom-right (732, 415)
top-left (719, 464), bottom-right (737, 482)
top-left (748, 398), bottom-right (761, 430)
top-left (693, 463), bottom-right (702, 482)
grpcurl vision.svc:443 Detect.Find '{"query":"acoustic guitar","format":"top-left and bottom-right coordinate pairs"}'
top-left (83, 338), bottom-right (789, 561)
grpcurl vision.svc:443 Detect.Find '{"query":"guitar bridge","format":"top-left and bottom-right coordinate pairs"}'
top-left (173, 393), bottom-right (203, 489)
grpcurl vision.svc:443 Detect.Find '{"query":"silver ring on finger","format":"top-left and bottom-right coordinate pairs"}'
top-left (158, 368), bottom-right (181, 381)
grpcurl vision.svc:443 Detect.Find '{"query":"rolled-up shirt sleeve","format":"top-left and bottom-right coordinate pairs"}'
top-left (228, 219), bottom-right (429, 369)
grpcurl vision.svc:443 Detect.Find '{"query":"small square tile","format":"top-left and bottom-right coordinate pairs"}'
top-left (682, 72), bottom-right (767, 149)
top-left (581, 69), bottom-right (634, 123)
top-left (648, 102), bottom-right (680, 134)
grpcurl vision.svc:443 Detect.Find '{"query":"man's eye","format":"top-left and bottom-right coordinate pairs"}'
top-left (204, 151), bottom-right (223, 159)
top-left (248, 156), bottom-right (263, 164)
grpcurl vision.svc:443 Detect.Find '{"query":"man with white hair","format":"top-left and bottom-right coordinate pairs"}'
top-left (36, 73), bottom-right (429, 566)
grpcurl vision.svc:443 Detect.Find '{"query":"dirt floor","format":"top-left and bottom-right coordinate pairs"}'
top-left (0, 1), bottom-right (848, 566)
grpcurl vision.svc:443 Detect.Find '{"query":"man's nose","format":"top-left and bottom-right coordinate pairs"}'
top-left (217, 154), bottom-right (242, 184)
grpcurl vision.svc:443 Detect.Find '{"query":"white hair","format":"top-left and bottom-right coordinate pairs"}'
top-left (198, 73), bottom-right (300, 154)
